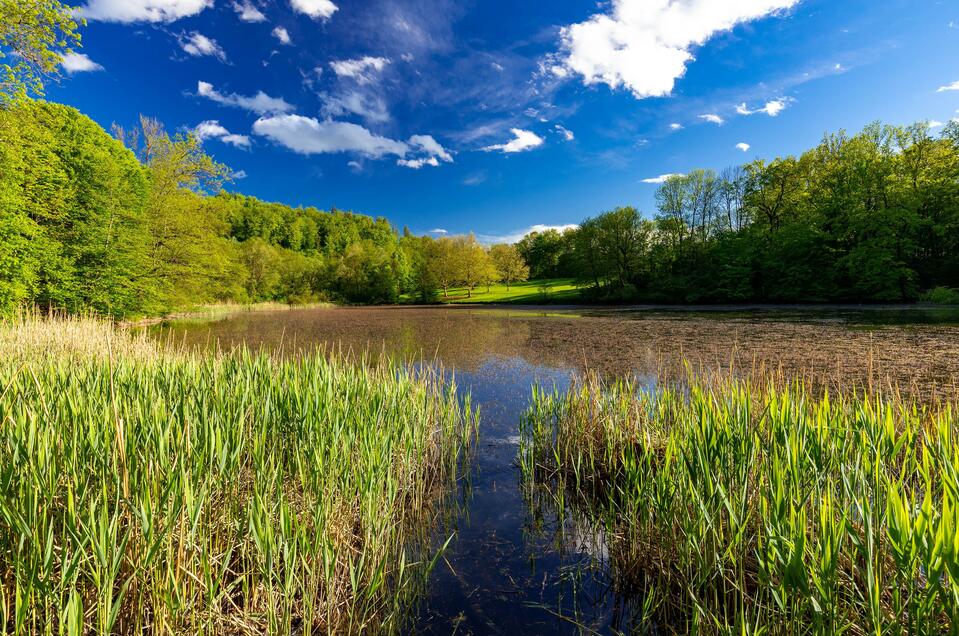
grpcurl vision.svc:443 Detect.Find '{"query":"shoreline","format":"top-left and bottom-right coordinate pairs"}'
top-left (120, 299), bottom-right (959, 329)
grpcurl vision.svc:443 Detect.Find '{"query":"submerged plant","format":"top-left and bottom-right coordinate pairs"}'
top-left (521, 373), bottom-right (959, 634)
top-left (0, 314), bottom-right (477, 634)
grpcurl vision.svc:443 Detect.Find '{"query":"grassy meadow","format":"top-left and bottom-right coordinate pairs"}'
top-left (521, 374), bottom-right (959, 634)
top-left (0, 314), bottom-right (477, 634)
top-left (435, 278), bottom-right (580, 304)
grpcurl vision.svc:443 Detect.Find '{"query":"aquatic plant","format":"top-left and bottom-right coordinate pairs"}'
top-left (521, 374), bottom-right (959, 634)
top-left (0, 314), bottom-right (476, 634)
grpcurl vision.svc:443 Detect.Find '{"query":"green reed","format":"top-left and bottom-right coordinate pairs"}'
top-left (521, 374), bottom-right (959, 635)
top-left (0, 315), bottom-right (477, 634)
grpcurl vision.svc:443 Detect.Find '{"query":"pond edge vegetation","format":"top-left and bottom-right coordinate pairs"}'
top-left (520, 372), bottom-right (959, 634)
top-left (0, 313), bottom-right (478, 634)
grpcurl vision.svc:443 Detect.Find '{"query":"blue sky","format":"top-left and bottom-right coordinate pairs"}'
top-left (52, 0), bottom-right (959, 242)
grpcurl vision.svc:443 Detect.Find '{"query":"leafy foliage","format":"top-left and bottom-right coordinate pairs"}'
top-left (0, 0), bottom-right (81, 102)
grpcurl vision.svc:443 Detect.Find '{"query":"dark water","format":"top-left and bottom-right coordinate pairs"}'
top-left (148, 305), bottom-right (959, 634)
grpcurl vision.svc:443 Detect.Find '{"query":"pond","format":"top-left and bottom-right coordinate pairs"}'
top-left (149, 305), bottom-right (959, 634)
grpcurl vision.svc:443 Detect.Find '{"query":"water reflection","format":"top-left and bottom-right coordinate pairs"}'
top-left (147, 305), bottom-right (959, 633)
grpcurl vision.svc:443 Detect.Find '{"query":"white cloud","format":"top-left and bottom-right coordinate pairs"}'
top-left (937, 81), bottom-right (959, 93)
top-left (397, 136), bottom-right (453, 168)
top-left (290, 0), bottom-right (338, 20)
top-left (491, 62), bottom-right (505, 72)
top-left (329, 56), bottom-right (391, 84)
top-left (231, 169), bottom-right (248, 179)
top-left (222, 134), bottom-right (252, 148)
top-left (61, 53), bottom-right (103, 73)
top-left (735, 142), bottom-right (751, 152)
top-left (193, 120), bottom-right (230, 140)
top-left (272, 26), bottom-right (291, 45)
top-left (478, 224), bottom-right (579, 245)
top-left (409, 135), bottom-right (453, 162)
top-left (482, 128), bottom-right (545, 153)
top-left (193, 120), bottom-right (251, 149)
top-left (554, 124), bottom-right (575, 141)
top-left (254, 115), bottom-right (450, 168)
top-left (179, 31), bottom-right (227, 62)
top-left (699, 113), bottom-right (724, 125)
top-left (397, 157), bottom-right (440, 169)
top-left (232, 0), bottom-right (266, 22)
top-left (253, 114), bottom-right (409, 158)
top-left (429, 228), bottom-right (448, 234)
top-left (553, 0), bottom-right (799, 99)
top-left (197, 81), bottom-right (293, 115)
top-left (669, 122), bottom-right (683, 130)
top-left (641, 173), bottom-right (683, 184)
top-left (321, 90), bottom-right (390, 124)
top-left (80, 0), bottom-right (211, 23)
top-left (928, 120), bottom-right (945, 129)
top-left (736, 97), bottom-right (792, 116)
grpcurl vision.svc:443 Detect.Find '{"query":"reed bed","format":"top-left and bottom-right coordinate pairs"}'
top-left (0, 315), bottom-right (477, 634)
top-left (521, 374), bottom-right (959, 634)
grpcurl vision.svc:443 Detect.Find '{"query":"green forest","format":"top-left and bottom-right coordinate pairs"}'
top-left (2, 1), bottom-right (958, 317)
top-left (517, 121), bottom-right (959, 303)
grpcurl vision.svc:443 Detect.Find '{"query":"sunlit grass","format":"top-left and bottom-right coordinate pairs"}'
top-left (439, 278), bottom-right (580, 304)
top-left (0, 314), bottom-right (477, 634)
top-left (521, 373), bottom-right (959, 634)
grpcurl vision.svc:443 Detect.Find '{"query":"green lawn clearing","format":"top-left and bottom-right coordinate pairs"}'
top-left (438, 278), bottom-right (580, 304)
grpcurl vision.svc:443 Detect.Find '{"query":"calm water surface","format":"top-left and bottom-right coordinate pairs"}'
top-left (149, 305), bottom-right (959, 634)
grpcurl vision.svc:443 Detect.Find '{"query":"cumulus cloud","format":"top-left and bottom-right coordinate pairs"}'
top-left (937, 81), bottom-right (959, 93)
top-left (482, 128), bottom-right (545, 153)
top-left (232, 169), bottom-right (248, 179)
top-left (408, 135), bottom-right (452, 162)
top-left (478, 224), bottom-right (579, 245)
top-left (429, 228), bottom-right (449, 235)
top-left (735, 142), bottom-right (751, 152)
top-left (554, 124), bottom-right (575, 141)
top-left (253, 114), bottom-right (409, 157)
top-left (641, 173), bottom-right (683, 184)
top-left (397, 157), bottom-right (440, 169)
top-left (397, 135), bottom-right (453, 168)
top-left (192, 120), bottom-right (251, 148)
top-left (179, 31), bottom-right (227, 61)
top-left (736, 97), bottom-right (792, 116)
top-left (193, 120), bottom-right (230, 140)
top-left (272, 26), bottom-right (292, 44)
top-left (329, 57), bottom-right (391, 84)
top-left (552, 0), bottom-right (799, 99)
top-left (698, 113), bottom-right (724, 125)
top-left (321, 90), bottom-right (390, 123)
top-left (670, 122), bottom-right (683, 130)
top-left (221, 134), bottom-right (252, 148)
top-left (232, 0), bottom-right (266, 22)
top-left (61, 53), bottom-right (103, 73)
top-left (928, 120), bottom-right (945, 129)
top-left (80, 0), bottom-right (212, 23)
top-left (253, 114), bottom-right (451, 168)
top-left (290, 0), bottom-right (338, 20)
top-left (197, 81), bottom-right (293, 115)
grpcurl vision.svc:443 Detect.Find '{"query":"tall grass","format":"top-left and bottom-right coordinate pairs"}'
top-left (0, 314), bottom-right (477, 634)
top-left (521, 374), bottom-right (959, 634)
